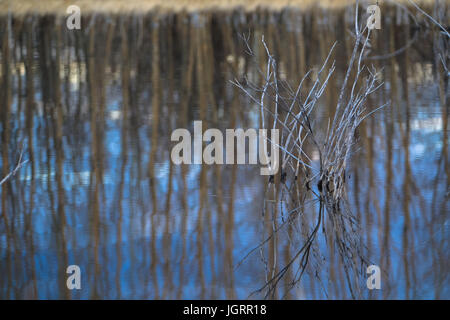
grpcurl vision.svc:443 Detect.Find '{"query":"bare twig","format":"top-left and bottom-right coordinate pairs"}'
top-left (0, 147), bottom-right (28, 186)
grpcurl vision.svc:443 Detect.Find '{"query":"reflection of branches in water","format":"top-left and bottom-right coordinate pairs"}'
top-left (233, 3), bottom-right (385, 299)
top-left (414, 0), bottom-right (449, 82)
top-left (408, 0), bottom-right (450, 38)
top-left (368, 0), bottom-right (448, 68)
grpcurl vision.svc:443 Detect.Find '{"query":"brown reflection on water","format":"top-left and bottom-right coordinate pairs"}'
top-left (0, 5), bottom-right (448, 299)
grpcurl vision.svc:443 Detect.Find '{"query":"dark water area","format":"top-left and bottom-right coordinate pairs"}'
top-left (0, 5), bottom-right (448, 299)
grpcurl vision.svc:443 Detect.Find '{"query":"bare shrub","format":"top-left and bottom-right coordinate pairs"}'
top-left (232, 3), bottom-right (387, 299)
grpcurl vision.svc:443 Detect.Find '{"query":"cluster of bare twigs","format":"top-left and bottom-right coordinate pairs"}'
top-left (232, 4), bottom-right (386, 299)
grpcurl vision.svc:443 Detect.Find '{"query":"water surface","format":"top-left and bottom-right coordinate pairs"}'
top-left (0, 5), bottom-right (448, 299)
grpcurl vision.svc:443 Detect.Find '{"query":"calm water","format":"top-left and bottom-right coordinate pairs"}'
top-left (0, 5), bottom-right (448, 299)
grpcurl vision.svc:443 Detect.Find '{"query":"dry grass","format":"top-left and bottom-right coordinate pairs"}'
top-left (0, 0), bottom-right (435, 15)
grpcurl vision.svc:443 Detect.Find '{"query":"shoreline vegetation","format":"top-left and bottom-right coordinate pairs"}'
top-left (0, 0), bottom-right (435, 15)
